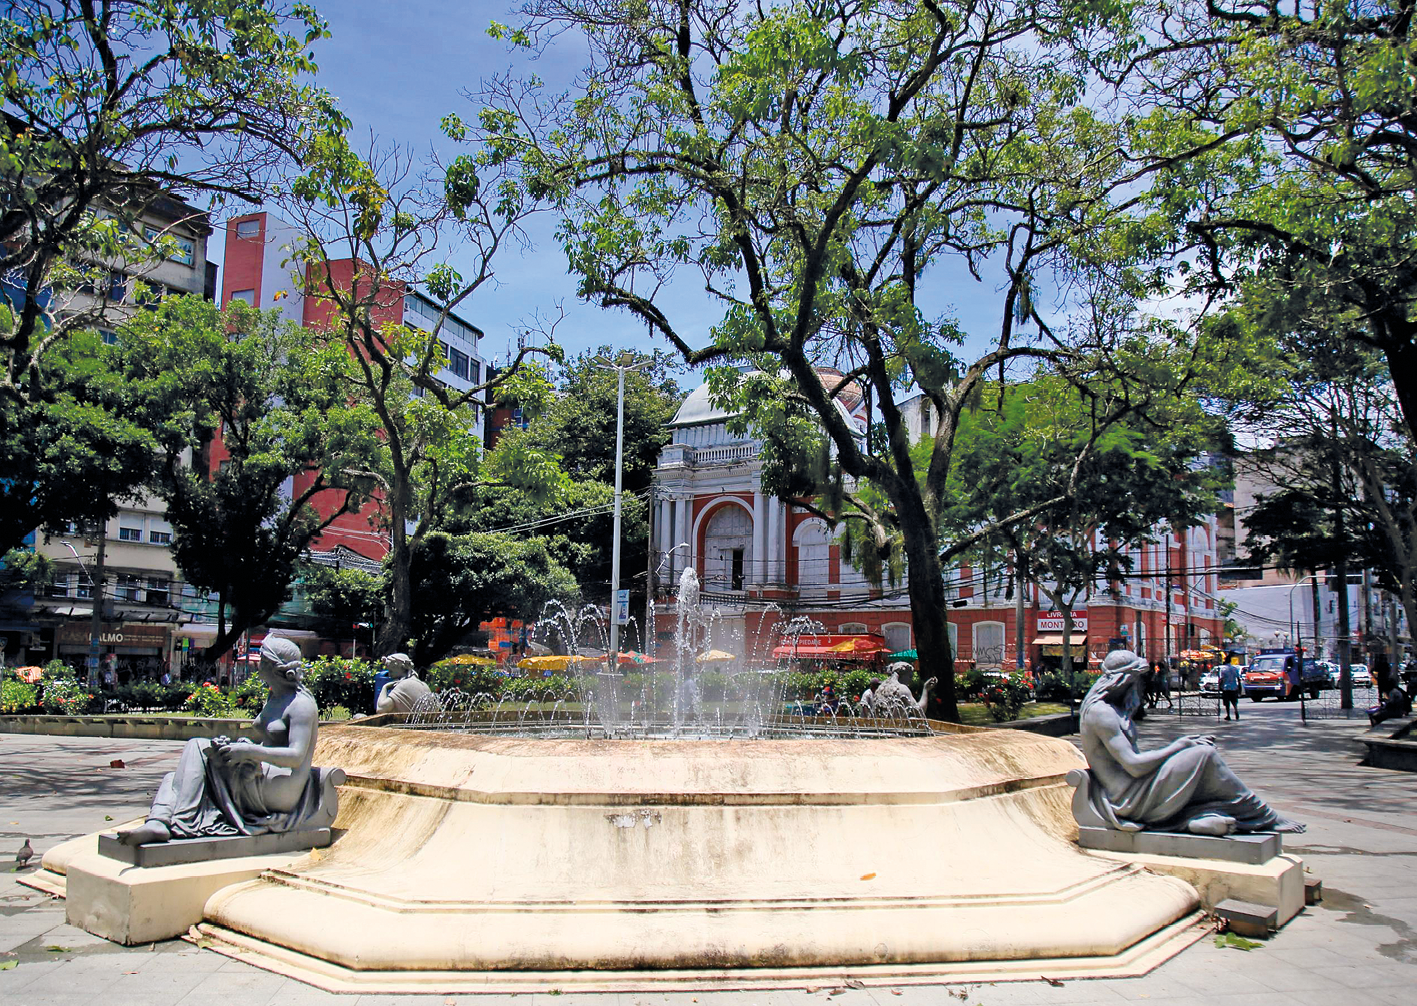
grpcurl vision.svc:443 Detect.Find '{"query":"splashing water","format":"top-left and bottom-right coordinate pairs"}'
top-left (400, 568), bottom-right (932, 739)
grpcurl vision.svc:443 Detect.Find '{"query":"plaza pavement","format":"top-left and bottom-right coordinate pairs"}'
top-left (1, 703), bottom-right (1414, 1005)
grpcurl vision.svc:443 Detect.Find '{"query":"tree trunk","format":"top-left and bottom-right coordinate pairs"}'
top-left (379, 479), bottom-right (412, 657)
top-left (898, 500), bottom-right (958, 721)
top-left (1060, 606), bottom-right (1076, 675)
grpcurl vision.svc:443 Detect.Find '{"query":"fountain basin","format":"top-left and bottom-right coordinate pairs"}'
top-left (198, 725), bottom-right (1200, 980)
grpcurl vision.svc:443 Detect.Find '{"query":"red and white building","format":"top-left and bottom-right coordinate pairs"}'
top-left (218, 211), bottom-right (487, 567)
top-left (651, 381), bottom-right (1224, 668)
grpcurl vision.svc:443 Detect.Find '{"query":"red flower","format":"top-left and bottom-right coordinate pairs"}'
top-left (344, 672), bottom-right (352, 681)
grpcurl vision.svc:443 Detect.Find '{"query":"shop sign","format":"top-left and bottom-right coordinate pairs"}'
top-left (57, 622), bottom-right (171, 648)
top-left (1037, 614), bottom-right (1087, 633)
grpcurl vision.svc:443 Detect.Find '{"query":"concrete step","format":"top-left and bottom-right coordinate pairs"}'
top-left (1214, 898), bottom-right (1278, 938)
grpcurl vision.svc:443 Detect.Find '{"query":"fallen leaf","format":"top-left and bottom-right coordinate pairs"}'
top-left (1041, 976), bottom-right (1064, 987)
top-left (860, 872), bottom-right (876, 881)
top-left (123, 970), bottom-right (139, 975)
top-left (0, 960), bottom-right (16, 970)
top-left (104, 815), bottom-right (113, 821)
top-left (804, 987), bottom-right (819, 994)
top-left (45, 945), bottom-right (68, 953)
top-left (109, 759), bottom-right (125, 768)
top-left (844, 979), bottom-right (866, 989)
top-left (890, 992), bottom-right (902, 997)
top-left (309, 848), bottom-right (323, 862)
top-left (827, 988), bottom-right (847, 996)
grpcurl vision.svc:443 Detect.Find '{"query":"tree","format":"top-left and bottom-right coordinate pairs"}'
top-left (408, 531), bottom-right (579, 666)
top-left (120, 297), bottom-right (380, 661)
top-left (0, 0), bottom-right (340, 552)
top-left (297, 563), bottom-right (383, 653)
top-left (284, 137), bottom-right (569, 654)
top-left (502, 347), bottom-right (683, 605)
top-left (1123, 0), bottom-right (1417, 438)
top-left (475, 1), bottom-right (1187, 718)
top-left (0, 312), bottom-right (161, 550)
top-left (942, 374), bottom-right (1226, 673)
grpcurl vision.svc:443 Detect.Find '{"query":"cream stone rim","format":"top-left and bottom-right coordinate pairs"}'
top-left (189, 912), bottom-right (1211, 993)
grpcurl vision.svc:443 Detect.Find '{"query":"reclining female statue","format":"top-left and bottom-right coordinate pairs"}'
top-left (1078, 649), bottom-right (1303, 836)
top-left (119, 636), bottom-right (340, 845)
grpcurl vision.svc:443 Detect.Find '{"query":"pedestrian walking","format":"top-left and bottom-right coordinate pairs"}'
top-left (1219, 662), bottom-right (1243, 720)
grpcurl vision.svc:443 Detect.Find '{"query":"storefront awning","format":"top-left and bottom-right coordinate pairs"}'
top-left (1033, 634), bottom-right (1086, 647)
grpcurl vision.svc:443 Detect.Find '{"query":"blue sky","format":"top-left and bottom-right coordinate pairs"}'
top-left (236, 2), bottom-right (1017, 384)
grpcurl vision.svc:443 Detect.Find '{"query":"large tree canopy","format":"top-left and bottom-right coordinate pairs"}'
top-left (119, 297), bottom-right (380, 661)
top-left (474, 0), bottom-right (1197, 718)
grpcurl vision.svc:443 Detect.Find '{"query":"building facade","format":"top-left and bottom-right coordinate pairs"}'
top-left (218, 210), bottom-right (487, 566)
top-left (651, 381), bottom-right (1225, 669)
top-left (22, 194), bottom-right (216, 677)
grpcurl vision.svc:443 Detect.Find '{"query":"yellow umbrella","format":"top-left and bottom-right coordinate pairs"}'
top-left (696, 649), bottom-right (737, 664)
top-left (516, 654), bottom-right (599, 673)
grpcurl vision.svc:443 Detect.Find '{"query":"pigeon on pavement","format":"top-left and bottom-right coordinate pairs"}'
top-left (14, 839), bottom-right (33, 868)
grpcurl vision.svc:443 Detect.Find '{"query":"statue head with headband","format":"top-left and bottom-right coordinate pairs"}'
top-left (258, 636), bottom-right (304, 688)
top-left (1081, 648), bottom-right (1148, 719)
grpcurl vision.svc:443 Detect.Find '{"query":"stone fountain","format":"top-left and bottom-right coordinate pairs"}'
top-left (40, 570), bottom-right (1228, 993)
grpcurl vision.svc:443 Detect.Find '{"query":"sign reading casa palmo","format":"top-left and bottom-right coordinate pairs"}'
top-left (1037, 614), bottom-right (1087, 633)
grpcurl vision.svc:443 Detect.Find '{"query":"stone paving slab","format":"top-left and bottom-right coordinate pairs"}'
top-left (2, 705), bottom-right (1416, 1004)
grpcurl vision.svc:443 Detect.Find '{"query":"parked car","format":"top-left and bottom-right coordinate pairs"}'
top-left (1201, 665), bottom-right (1246, 695)
top-left (1244, 652), bottom-right (1324, 701)
top-left (1327, 663), bottom-right (1372, 688)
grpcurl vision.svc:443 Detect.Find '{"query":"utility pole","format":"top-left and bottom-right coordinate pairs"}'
top-left (1015, 557), bottom-right (1026, 672)
top-left (595, 351), bottom-right (651, 662)
top-left (645, 487), bottom-right (656, 657)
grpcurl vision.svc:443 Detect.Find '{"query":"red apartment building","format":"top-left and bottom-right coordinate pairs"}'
top-left (218, 211), bottom-right (487, 568)
top-left (652, 382), bottom-right (1224, 669)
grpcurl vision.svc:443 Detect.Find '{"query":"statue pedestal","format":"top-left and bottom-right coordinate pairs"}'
top-left (1084, 847), bottom-right (1305, 929)
top-left (96, 827), bottom-right (332, 867)
top-left (62, 844), bottom-right (322, 945)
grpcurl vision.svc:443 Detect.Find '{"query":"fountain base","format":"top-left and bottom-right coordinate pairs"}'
top-left (192, 725), bottom-right (1203, 985)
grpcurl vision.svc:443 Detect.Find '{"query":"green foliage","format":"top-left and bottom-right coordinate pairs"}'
top-left (980, 673), bottom-right (1034, 723)
top-left (297, 565), bottom-right (383, 644)
top-left (234, 675), bottom-right (271, 715)
top-left (183, 682), bottom-right (242, 719)
top-left (119, 298), bottom-right (380, 660)
top-left (1034, 669), bottom-right (1098, 704)
top-left (42, 660), bottom-right (75, 681)
top-left (0, 2), bottom-right (342, 546)
top-left (408, 531), bottom-right (579, 666)
top-left (425, 661), bottom-right (509, 695)
top-left (40, 676), bottom-right (94, 715)
top-left (0, 679), bottom-right (38, 714)
top-left (304, 657), bottom-right (377, 715)
top-left (474, 0), bottom-right (1171, 721)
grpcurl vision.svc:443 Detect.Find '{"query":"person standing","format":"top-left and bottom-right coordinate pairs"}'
top-left (1219, 661), bottom-right (1243, 721)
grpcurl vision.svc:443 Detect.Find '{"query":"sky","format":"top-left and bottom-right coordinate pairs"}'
top-left (219, 2), bottom-right (1020, 385)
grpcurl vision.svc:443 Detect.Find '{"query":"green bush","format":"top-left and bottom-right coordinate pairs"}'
top-left (981, 672), bottom-right (1033, 722)
top-left (304, 656), bottom-right (376, 714)
top-left (0, 679), bottom-right (39, 713)
top-left (1034, 669), bottom-right (1098, 703)
top-left (426, 662), bottom-right (507, 695)
top-left (43, 658), bottom-right (76, 681)
top-left (183, 682), bottom-right (242, 718)
top-left (40, 676), bottom-right (94, 715)
top-left (234, 674), bottom-right (270, 713)
top-left (502, 674), bottom-right (580, 702)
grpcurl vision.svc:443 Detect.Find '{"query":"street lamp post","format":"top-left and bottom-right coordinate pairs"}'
top-left (1288, 574), bottom-right (1322, 723)
top-left (62, 540), bottom-right (102, 688)
top-left (595, 351), bottom-right (651, 663)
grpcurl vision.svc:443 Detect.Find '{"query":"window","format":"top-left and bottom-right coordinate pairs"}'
top-left (470, 359), bottom-right (482, 383)
top-left (839, 622), bottom-right (868, 634)
top-left (446, 345), bottom-right (470, 380)
top-left (48, 576), bottom-right (71, 599)
top-left (117, 574), bottom-right (142, 602)
top-left (146, 578), bottom-right (170, 606)
top-left (149, 530), bottom-right (172, 545)
top-left (229, 289), bottom-right (255, 306)
top-left (144, 226), bottom-right (195, 266)
top-left (703, 505), bottom-right (753, 590)
top-left (118, 527), bottom-right (142, 542)
top-left (882, 623), bottom-right (912, 653)
top-left (235, 219), bottom-right (260, 239)
top-left (99, 329), bottom-right (118, 345)
top-left (973, 621), bottom-right (1006, 668)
